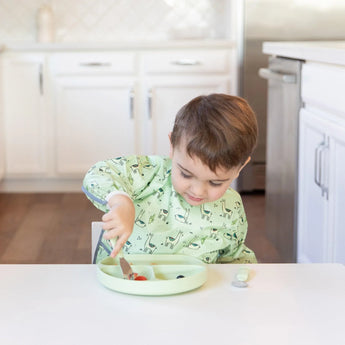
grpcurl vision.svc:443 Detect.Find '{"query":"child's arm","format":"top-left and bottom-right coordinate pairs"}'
top-left (83, 156), bottom-right (166, 256)
top-left (82, 156), bottom-right (162, 212)
top-left (82, 157), bottom-right (138, 257)
top-left (82, 158), bottom-right (135, 213)
top-left (102, 193), bottom-right (135, 258)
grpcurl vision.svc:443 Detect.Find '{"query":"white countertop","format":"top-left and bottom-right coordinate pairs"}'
top-left (0, 39), bottom-right (235, 52)
top-left (263, 40), bottom-right (345, 66)
top-left (1, 263), bottom-right (345, 345)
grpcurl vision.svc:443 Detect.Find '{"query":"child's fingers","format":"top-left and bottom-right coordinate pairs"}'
top-left (102, 211), bottom-right (113, 222)
top-left (102, 213), bottom-right (119, 230)
top-left (103, 228), bottom-right (121, 240)
top-left (110, 234), bottom-right (128, 257)
top-left (102, 220), bottom-right (116, 231)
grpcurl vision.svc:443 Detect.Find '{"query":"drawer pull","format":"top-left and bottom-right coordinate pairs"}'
top-left (171, 59), bottom-right (201, 66)
top-left (148, 89), bottom-right (152, 119)
top-left (39, 63), bottom-right (44, 95)
top-left (129, 88), bottom-right (134, 119)
top-left (79, 62), bottom-right (112, 67)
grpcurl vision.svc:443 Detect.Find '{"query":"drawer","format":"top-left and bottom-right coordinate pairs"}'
top-left (49, 52), bottom-right (136, 75)
top-left (141, 50), bottom-right (230, 74)
top-left (302, 62), bottom-right (345, 116)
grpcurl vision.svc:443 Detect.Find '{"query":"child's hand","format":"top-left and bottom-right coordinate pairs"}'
top-left (101, 194), bottom-right (135, 258)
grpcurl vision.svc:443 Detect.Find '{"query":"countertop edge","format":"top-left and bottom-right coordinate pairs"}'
top-left (0, 39), bottom-right (237, 52)
top-left (262, 41), bottom-right (345, 66)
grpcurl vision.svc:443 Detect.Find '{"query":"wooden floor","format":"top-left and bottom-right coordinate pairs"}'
top-left (0, 192), bottom-right (281, 264)
top-left (242, 192), bottom-right (281, 263)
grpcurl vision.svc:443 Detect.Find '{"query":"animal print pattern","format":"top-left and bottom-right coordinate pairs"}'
top-left (83, 155), bottom-right (256, 264)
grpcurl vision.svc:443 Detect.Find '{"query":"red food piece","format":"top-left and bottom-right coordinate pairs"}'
top-left (134, 275), bottom-right (147, 281)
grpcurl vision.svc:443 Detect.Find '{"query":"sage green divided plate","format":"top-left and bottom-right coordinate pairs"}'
top-left (97, 254), bottom-right (207, 296)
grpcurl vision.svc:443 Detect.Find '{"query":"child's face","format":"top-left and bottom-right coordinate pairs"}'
top-left (169, 140), bottom-right (248, 206)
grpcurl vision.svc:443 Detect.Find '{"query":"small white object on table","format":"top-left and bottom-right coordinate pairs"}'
top-left (1, 263), bottom-right (344, 345)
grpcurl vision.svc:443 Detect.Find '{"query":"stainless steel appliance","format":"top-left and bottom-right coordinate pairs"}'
top-left (239, 0), bottom-right (345, 192)
top-left (259, 57), bottom-right (302, 262)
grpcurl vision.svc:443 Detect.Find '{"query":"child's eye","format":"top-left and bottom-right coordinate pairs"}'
top-left (180, 171), bottom-right (192, 179)
top-left (209, 181), bottom-right (223, 187)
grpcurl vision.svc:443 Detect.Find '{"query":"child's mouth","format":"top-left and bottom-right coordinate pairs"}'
top-left (186, 194), bottom-right (204, 203)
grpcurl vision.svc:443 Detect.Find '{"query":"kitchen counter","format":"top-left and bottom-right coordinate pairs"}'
top-left (263, 40), bottom-right (345, 66)
top-left (0, 39), bottom-right (236, 52)
top-left (1, 263), bottom-right (345, 345)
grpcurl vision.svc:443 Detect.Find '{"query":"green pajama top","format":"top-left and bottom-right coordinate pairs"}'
top-left (82, 155), bottom-right (256, 264)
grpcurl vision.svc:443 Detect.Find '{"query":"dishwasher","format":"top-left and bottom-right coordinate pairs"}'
top-left (259, 56), bottom-right (302, 262)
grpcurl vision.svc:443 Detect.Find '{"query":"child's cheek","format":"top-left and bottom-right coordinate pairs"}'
top-left (176, 179), bottom-right (188, 195)
top-left (209, 187), bottom-right (228, 202)
top-left (171, 173), bottom-right (183, 194)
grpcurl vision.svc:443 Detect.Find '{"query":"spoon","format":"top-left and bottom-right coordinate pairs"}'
top-left (231, 267), bottom-right (250, 288)
top-left (109, 238), bottom-right (134, 279)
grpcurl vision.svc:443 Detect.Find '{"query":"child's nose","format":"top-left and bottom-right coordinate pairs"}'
top-left (191, 181), bottom-right (206, 196)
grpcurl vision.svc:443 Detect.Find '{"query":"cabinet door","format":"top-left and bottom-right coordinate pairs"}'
top-left (298, 108), bottom-right (328, 263)
top-left (54, 76), bottom-right (136, 176)
top-left (0, 55), bottom-right (4, 180)
top-left (3, 54), bottom-right (47, 175)
top-left (327, 118), bottom-right (345, 264)
top-left (144, 75), bottom-right (229, 155)
top-left (0, 119), bottom-right (4, 180)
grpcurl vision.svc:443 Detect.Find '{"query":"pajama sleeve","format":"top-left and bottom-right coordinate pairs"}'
top-left (82, 155), bottom-right (165, 212)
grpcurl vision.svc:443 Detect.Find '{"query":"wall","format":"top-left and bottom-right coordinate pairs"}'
top-left (246, 0), bottom-right (345, 40)
top-left (0, 0), bottom-right (228, 43)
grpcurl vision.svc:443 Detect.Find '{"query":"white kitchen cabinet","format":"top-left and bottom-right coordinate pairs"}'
top-left (298, 63), bottom-right (345, 264)
top-left (2, 53), bottom-right (48, 176)
top-left (50, 53), bottom-right (137, 176)
top-left (52, 50), bottom-right (233, 169)
top-left (0, 46), bottom-right (236, 190)
top-left (141, 50), bottom-right (232, 155)
top-left (298, 108), bottom-right (329, 263)
top-left (144, 75), bottom-right (230, 155)
top-left (0, 144), bottom-right (3, 181)
top-left (54, 76), bottom-right (136, 175)
top-left (298, 108), bottom-right (345, 263)
top-left (0, 55), bottom-right (4, 181)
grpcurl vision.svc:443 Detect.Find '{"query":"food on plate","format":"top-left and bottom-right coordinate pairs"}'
top-left (134, 275), bottom-right (147, 281)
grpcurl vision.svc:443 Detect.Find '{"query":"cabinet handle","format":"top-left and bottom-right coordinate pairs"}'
top-left (148, 89), bottom-right (152, 119)
top-left (129, 88), bottom-right (134, 119)
top-left (79, 62), bottom-right (112, 67)
top-left (319, 139), bottom-right (329, 200)
top-left (258, 68), bottom-right (297, 84)
top-left (171, 59), bottom-right (201, 66)
top-left (39, 63), bottom-right (43, 95)
top-left (314, 139), bottom-right (329, 199)
top-left (314, 142), bottom-right (323, 188)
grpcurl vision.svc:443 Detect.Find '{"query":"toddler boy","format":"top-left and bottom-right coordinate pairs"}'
top-left (83, 93), bottom-right (258, 263)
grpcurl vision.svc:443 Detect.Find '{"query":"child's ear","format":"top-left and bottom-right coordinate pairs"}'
top-left (239, 156), bottom-right (251, 173)
top-left (234, 156), bottom-right (251, 179)
top-left (234, 157), bottom-right (251, 179)
top-left (243, 156), bottom-right (251, 167)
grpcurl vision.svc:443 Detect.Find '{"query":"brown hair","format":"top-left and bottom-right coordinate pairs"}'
top-left (170, 93), bottom-right (258, 171)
